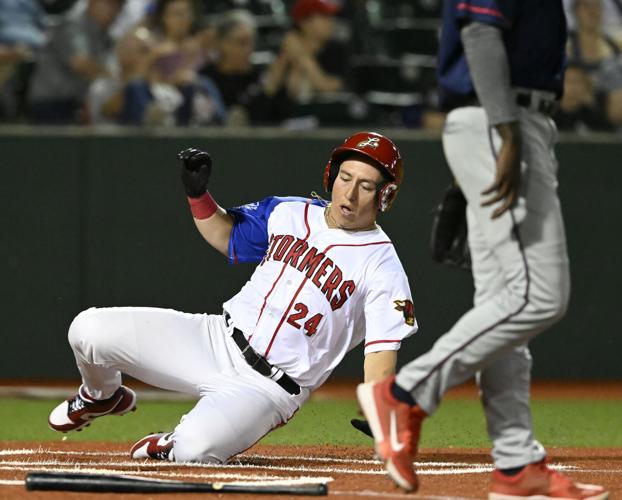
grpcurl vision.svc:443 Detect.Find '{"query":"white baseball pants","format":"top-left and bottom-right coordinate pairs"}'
top-left (396, 106), bottom-right (570, 468)
top-left (67, 307), bottom-right (309, 463)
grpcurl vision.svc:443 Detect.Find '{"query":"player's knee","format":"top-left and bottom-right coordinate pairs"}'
top-left (172, 433), bottom-right (224, 464)
top-left (543, 292), bottom-right (569, 324)
top-left (68, 308), bottom-right (110, 358)
top-left (68, 309), bottom-right (97, 347)
top-left (532, 287), bottom-right (569, 327)
top-left (172, 415), bottom-right (238, 464)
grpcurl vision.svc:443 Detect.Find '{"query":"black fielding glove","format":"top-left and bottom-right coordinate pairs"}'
top-left (430, 183), bottom-right (471, 270)
top-left (350, 418), bottom-right (373, 438)
top-left (178, 147), bottom-right (213, 198)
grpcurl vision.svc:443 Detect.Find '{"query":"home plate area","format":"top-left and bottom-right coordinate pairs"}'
top-left (0, 442), bottom-right (620, 499)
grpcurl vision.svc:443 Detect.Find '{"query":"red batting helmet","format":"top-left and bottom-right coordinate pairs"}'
top-left (323, 131), bottom-right (404, 212)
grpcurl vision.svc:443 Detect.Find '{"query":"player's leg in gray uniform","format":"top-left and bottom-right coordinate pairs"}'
top-left (67, 307), bottom-right (308, 462)
top-left (396, 106), bottom-right (570, 468)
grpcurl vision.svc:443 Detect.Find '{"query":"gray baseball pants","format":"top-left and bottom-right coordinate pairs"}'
top-left (396, 106), bottom-right (570, 469)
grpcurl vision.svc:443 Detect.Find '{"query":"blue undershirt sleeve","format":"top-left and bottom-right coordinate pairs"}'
top-left (226, 196), bottom-right (321, 265)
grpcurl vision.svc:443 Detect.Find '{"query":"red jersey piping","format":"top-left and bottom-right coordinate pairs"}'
top-left (456, 2), bottom-right (506, 21)
top-left (365, 339), bottom-right (402, 348)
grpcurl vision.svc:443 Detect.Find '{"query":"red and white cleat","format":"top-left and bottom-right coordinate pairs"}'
top-left (130, 432), bottom-right (175, 461)
top-left (357, 376), bottom-right (426, 492)
top-left (48, 385), bottom-right (137, 433)
top-left (489, 459), bottom-right (609, 500)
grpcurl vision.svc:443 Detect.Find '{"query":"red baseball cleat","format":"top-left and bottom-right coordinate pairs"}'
top-left (489, 459), bottom-right (609, 500)
top-left (130, 432), bottom-right (175, 461)
top-left (48, 385), bottom-right (137, 432)
top-left (357, 376), bottom-right (426, 492)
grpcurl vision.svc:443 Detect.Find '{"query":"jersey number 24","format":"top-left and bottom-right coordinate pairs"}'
top-left (287, 302), bottom-right (323, 337)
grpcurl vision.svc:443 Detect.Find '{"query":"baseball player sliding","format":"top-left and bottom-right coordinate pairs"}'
top-left (48, 132), bottom-right (418, 463)
top-left (357, 1), bottom-right (609, 499)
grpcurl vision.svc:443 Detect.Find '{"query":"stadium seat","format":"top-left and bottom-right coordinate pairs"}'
top-left (350, 55), bottom-right (437, 94)
top-left (365, 0), bottom-right (442, 22)
top-left (377, 20), bottom-right (440, 58)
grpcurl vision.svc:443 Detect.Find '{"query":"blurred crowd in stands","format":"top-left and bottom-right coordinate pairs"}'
top-left (0, 0), bottom-right (621, 132)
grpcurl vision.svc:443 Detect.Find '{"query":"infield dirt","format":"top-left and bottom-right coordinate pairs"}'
top-left (0, 441), bottom-right (620, 500)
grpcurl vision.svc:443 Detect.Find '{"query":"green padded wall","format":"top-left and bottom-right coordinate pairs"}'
top-left (1, 128), bottom-right (619, 379)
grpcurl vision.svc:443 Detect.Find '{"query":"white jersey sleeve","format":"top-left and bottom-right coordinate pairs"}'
top-left (362, 259), bottom-right (418, 355)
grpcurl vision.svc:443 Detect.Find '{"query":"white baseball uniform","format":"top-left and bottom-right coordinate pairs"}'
top-left (68, 197), bottom-right (417, 463)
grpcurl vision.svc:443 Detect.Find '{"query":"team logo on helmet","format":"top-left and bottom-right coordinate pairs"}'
top-left (356, 137), bottom-right (380, 149)
top-left (393, 299), bottom-right (415, 326)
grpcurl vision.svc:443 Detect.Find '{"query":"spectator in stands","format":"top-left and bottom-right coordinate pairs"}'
top-left (87, 26), bottom-right (154, 124)
top-left (564, 0), bottom-right (622, 45)
top-left (0, 0), bottom-right (46, 119)
top-left (555, 63), bottom-right (612, 132)
top-left (27, 0), bottom-right (124, 124)
top-left (595, 55), bottom-right (622, 130)
top-left (110, 0), bottom-right (152, 40)
top-left (120, 0), bottom-right (224, 126)
top-left (199, 9), bottom-right (288, 125)
top-left (567, 0), bottom-right (621, 76)
top-left (264, 0), bottom-right (348, 105)
top-left (199, 10), bottom-right (259, 125)
top-left (69, 0), bottom-right (153, 40)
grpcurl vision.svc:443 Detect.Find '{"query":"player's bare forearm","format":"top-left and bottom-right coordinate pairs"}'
top-left (364, 351), bottom-right (397, 383)
top-left (193, 208), bottom-right (234, 257)
top-left (353, 349), bottom-right (399, 439)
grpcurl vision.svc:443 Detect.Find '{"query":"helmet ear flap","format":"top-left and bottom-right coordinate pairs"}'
top-left (378, 183), bottom-right (399, 212)
top-left (323, 160), bottom-right (339, 192)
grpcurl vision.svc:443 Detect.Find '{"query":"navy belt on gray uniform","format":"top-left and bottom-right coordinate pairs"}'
top-left (449, 91), bottom-right (557, 116)
top-left (515, 91), bottom-right (558, 116)
top-left (224, 312), bottom-right (301, 396)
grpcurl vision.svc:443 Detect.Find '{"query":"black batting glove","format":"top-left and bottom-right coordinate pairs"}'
top-left (350, 418), bottom-right (373, 438)
top-left (178, 147), bottom-right (213, 198)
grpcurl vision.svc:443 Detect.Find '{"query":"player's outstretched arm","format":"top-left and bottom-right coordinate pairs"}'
top-left (178, 148), bottom-right (233, 257)
top-left (350, 351), bottom-right (398, 438)
top-left (364, 351), bottom-right (397, 383)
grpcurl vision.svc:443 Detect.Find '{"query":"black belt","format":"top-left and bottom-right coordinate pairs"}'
top-left (447, 92), bottom-right (557, 116)
top-left (515, 92), bottom-right (558, 116)
top-left (224, 312), bottom-right (301, 396)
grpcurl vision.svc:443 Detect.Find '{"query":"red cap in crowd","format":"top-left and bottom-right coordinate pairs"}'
top-left (292, 0), bottom-right (341, 23)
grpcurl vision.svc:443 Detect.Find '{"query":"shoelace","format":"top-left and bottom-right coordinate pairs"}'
top-left (68, 395), bottom-right (87, 413)
top-left (153, 448), bottom-right (172, 460)
top-left (152, 433), bottom-right (173, 460)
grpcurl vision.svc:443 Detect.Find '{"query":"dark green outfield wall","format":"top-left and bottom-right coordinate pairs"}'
top-left (1, 127), bottom-right (620, 380)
